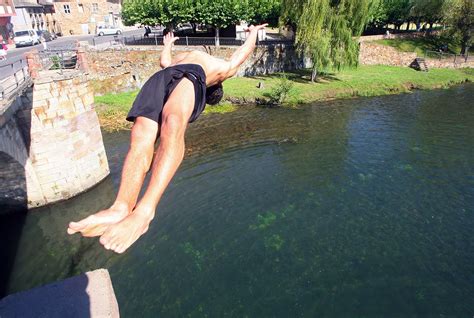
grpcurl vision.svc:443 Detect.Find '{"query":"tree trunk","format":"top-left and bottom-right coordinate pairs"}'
top-left (311, 67), bottom-right (317, 82)
top-left (460, 32), bottom-right (471, 55)
top-left (406, 21), bottom-right (410, 31)
top-left (416, 20), bottom-right (421, 32)
top-left (215, 27), bottom-right (220, 47)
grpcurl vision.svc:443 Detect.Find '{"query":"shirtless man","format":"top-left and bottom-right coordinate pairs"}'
top-left (67, 24), bottom-right (268, 254)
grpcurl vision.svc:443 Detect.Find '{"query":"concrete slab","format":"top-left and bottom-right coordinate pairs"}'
top-left (0, 268), bottom-right (119, 318)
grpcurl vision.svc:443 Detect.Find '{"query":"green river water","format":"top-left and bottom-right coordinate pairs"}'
top-left (1, 84), bottom-right (473, 317)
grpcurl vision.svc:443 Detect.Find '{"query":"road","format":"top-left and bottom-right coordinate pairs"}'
top-left (0, 28), bottom-right (144, 68)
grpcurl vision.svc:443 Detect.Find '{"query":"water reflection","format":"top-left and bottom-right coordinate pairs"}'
top-left (2, 84), bottom-right (474, 317)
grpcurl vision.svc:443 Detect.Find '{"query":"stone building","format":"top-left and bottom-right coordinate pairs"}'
top-left (10, 0), bottom-right (59, 35)
top-left (0, 0), bottom-right (15, 42)
top-left (53, 0), bottom-right (122, 36)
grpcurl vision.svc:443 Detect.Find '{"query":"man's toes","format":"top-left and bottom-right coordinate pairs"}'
top-left (99, 234), bottom-right (110, 247)
top-left (69, 216), bottom-right (95, 230)
top-left (116, 245), bottom-right (126, 254)
top-left (67, 227), bottom-right (77, 235)
top-left (110, 242), bottom-right (120, 252)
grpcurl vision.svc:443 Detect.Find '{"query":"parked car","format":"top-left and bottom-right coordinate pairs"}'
top-left (96, 26), bottom-right (122, 36)
top-left (14, 29), bottom-right (41, 47)
top-left (36, 30), bottom-right (56, 42)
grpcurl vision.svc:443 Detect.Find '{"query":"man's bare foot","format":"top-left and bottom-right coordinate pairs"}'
top-left (99, 206), bottom-right (155, 254)
top-left (67, 202), bottom-right (130, 237)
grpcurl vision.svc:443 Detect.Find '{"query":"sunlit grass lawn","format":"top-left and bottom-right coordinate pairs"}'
top-left (95, 65), bottom-right (473, 130)
top-left (223, 65), bottom-right (474, 104)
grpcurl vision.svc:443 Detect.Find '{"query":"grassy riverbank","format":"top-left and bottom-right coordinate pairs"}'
top-left (95, 65), bottom-right (473, 130)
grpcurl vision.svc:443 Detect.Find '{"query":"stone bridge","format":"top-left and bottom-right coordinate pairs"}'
top-left (0, 51), bottom-right (109, 211)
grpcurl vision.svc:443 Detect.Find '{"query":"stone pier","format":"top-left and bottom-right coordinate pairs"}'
top-left (0, 68), bottom-right (109, 209)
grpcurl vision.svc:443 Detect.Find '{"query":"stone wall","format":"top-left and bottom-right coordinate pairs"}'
top-left (359, 42), bottom-right (418, 67)
top-left (0, 69), bottom-right (110, 209)
top-left (86, 45), bottom-right (309, 94)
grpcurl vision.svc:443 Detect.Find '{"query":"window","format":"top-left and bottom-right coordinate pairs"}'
top-left (63, 4), bottom-right (71, 14)
top-left (78, 4), bottom-right (84, 13)
top-left (92, 3), bottom-right (98, 13)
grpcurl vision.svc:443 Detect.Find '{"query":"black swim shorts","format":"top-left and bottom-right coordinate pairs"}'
top-left (126, 64), bottom-right (207, 124)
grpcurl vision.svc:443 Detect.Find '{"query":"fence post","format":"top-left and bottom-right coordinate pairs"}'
top-left (12, 63), bottom-right (18, 87)
top-left (154, 35), bottom-right (158, 46)
top-left (76, 46), bottom-right (89, 72)
top-left (25, 49), bottom-right (41, 79)
top-left (186, 36), bottom-right (188, 46)
top-left (60, 50), bottom-right (64, 74)
top-left (21, 59), bottom-right (27, 79)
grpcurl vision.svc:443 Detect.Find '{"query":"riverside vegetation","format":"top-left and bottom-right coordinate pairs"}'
top-left (94, 65), bottom-right (474, 131)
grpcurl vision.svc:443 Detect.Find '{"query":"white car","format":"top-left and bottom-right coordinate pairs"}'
top-left (96, 26), bottom-right (122, 36)
top-left (14, 29), bottom-right (41, 47)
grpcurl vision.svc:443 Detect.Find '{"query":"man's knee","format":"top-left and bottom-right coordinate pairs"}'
top-left (161, 113), bottom-right (187, 139)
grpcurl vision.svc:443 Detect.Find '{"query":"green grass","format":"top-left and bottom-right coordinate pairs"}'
top-left (95, 91), bottom-right (138, 112)
top-left (95, 65), bottom-right (473, 130)
top-left (222, 66), bottom-right (474, 104)
top-left (202, 102), bottom-right (237, 114)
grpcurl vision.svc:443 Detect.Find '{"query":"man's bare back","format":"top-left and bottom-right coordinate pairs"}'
top-left (170, 51), bottom-right (230, 86)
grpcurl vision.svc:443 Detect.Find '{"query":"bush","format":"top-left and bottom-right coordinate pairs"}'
top-left (264, 74), bottom-right (294, 106)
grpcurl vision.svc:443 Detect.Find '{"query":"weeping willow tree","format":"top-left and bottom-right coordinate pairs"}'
top-left (282, 0), bottom-right (371, 81)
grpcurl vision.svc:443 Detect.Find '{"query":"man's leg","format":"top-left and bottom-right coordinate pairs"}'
top-left (99, 78), bottom-right (195, 253)
top-left (67, 117), bottom-right (158, 237)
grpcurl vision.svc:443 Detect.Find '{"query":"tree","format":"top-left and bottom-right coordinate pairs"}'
top-left (444, 0), bottom-right (473, 54)
top-left (192, 0), bottom-right (251, 46)
top-left (122, 0), bottom-right (192, 29)
top-left (282, 0), bottom-right (371, 82)
top-left (367, 0), bottom-right (388, 29)
top-left (410, 0), bottom-right (445, 31)
top-left (383, 0), bottom-right (412, 29)
top-left (123, 0), bottom-right (278, 46)
top-left (248, 0), bottom-right (281, 26)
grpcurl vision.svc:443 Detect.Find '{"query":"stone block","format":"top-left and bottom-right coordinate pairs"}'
top-left (33, 99), bottom-right (47, 108)
top-left (48, 97), bottom-right (59, 109)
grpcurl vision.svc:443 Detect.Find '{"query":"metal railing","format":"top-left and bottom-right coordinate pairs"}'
top-left (120, 35), bottom-right (294, 47)
top-left (0, 58), bottom-right (30, 101)
top-left (38, 49), bottom-right (77, 73)
top-left (424, 50), bottom-right (472, 64)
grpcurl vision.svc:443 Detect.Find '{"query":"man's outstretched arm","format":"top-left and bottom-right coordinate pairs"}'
top-left (226, 24), bottom-right (268, 78)
top-left (160, 32), bottom-right (179, 68)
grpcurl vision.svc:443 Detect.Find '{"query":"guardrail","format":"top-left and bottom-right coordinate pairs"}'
top-left (424, 50), bottom-right (472, 64)
top-left (38, 49), bottom-right (77, 73)
top-left (0, 58), bottom-right (30, 101)
top-left (90, 35), bottom-right (294, 48)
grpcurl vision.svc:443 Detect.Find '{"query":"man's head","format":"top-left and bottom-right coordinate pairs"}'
top-left (206, 83), bottom-right (223, 105)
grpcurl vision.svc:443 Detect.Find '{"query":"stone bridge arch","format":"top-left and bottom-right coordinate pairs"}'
top-left (0, 96), bottom-right (46, 210)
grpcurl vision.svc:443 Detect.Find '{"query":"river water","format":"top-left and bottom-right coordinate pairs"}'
top-left (1, 85), bottom-right (473, 317)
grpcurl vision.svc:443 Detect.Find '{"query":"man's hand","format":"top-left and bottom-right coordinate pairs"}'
top-left (163, 32), bottom-right (179, 46)
top-left (244, 23), bottom-right (268, 33)
top-left (161, 32), bottom-right (179, 68)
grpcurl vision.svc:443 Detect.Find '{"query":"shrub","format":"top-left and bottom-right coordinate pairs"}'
top-left (264, 74), bottom-right (294, 106)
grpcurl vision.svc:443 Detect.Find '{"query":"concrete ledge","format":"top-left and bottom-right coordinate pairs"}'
top-left (0, 269), bottom-right (119, 318)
